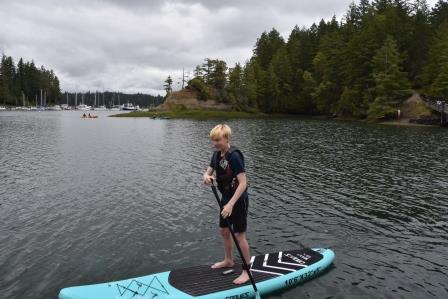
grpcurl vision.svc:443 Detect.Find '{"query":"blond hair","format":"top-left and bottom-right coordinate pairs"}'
top-left (210, 124), bottom-right (232, 140)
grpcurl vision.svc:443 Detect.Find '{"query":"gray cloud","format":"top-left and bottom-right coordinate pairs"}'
top-left (0, 0), bottom-right (439, 95)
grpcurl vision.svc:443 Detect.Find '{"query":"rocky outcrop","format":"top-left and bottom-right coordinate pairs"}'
top-left (401, 93), bottom-right (441, 125)
top-left (400, 93), bottom-right (433, 119)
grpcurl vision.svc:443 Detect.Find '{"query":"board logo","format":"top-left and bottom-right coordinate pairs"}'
top-left (226, 292), bottom-right (250, 299)
top-left (285, 252), bottom-right (310, 264)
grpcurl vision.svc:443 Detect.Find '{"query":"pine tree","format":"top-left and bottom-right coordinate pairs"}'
top-left (253, 28), bottom-right (285, 69)
top-left (0, 55), bottom-right (16, 105)
top-left (431, 64), bottom-right (448, 97)
top-left (430, 0), bottom-right (448, 28)
top-left (264, 63), bottom-right (280, 112)
top-left (164, 75), bottom-right (173, 95)
top-left (359, 0), bottom-right (373, 17)
top-left (242, 62), bottom-right (258, 108)
top-left (286, 26), bottom-right (318, 75)
top-left (421, 22), bottom-right (448, 87)
top-left (296, 70), bottom-right (317, 114)
top-left (337, 87), bottom-right (362, 117)
top-left (209, 60), bottom-right (227, 91)
top-left (227, 63), bottom-right (245, 110)
top-left (270, 47), bottom-right (293, 111)
top-left (369, 36), bottom-right (411, 119)
top-left (408, 0), bottom-right (432, 83)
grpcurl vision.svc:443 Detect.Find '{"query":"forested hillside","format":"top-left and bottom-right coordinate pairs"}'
top-left (171, 0), bottom-right (448, 119)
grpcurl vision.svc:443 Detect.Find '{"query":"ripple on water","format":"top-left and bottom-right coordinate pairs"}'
top-left (0, 112), bottom-right (447, 298)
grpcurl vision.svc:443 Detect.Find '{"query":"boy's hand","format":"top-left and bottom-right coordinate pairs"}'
top-left (203, 174), bottom-right (214, 185)
top-left (221, 203), bottom-right (233, 218)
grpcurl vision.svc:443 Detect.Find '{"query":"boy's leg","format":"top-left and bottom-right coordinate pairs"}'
top-left (233, 232), bottom-right (251, 284)
top-left (211, 227), bottom-right (235, 268)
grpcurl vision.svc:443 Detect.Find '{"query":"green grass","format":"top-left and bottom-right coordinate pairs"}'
top-left (110, 109), bottom-right (267, 120)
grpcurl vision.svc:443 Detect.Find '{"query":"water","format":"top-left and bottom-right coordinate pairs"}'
top-left (1, 111), bottom-right (447, 299)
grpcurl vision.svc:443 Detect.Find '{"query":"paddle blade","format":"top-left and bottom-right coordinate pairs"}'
top-left (254, 291), bottom-right (262, 299)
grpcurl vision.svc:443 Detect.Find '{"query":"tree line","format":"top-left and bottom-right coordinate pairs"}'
top-left (0, 54), bottom-right (164, 107)
top-left (0, 55), bottom-right (61, 106)
top-left (166, 0), bottom-right (448, 119)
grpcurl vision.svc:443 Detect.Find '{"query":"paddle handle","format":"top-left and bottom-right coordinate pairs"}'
top-left (210, 184), bottom-right (259, 293)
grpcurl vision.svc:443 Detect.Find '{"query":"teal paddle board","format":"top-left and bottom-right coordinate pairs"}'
top-left (59, 247), bottom-right (334, 299)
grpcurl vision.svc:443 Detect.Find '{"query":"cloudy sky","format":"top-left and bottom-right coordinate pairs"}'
top-left (0, 0), bottom-right (439, 95)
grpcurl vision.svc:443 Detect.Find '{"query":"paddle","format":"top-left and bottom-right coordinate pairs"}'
top-left (210, 181), bottom-right (262, 299)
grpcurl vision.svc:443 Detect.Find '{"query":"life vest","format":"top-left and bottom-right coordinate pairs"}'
top-left (212, 146), bottom-right (245, 197)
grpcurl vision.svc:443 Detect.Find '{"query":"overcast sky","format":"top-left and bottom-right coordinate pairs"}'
top-left (0, 0), bottom-right (439, 95)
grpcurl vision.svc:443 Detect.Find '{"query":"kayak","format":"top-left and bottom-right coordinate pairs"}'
top-left (59, 247), bottom-right (334, 299)
top-left (80, 116), bottom-right (98, 119)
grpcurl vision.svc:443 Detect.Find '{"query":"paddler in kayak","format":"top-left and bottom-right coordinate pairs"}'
top-left (203, 124), bottom-right (251, 285)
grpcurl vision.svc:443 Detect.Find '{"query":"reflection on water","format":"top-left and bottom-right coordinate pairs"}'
top-left (0, 111), bottom-right (447, 298)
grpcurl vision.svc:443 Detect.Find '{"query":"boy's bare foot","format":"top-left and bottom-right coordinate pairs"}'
top-left (211, 260), bottom-right (234, 269)
top-left (233, 270), bottom-right (250, 284)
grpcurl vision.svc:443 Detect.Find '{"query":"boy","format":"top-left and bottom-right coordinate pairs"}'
top-left (203, 124), bottom-right (251, 285)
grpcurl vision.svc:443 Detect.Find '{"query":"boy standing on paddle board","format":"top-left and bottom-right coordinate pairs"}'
top-left (203, 124), bottom-right (251, 285)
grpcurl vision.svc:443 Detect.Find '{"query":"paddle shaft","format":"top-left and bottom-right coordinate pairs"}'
top-left (211, 184), bottom-right (259, 293)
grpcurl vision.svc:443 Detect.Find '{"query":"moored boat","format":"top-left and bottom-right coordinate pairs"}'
top-left (77, 104), bottom-right (91, 111)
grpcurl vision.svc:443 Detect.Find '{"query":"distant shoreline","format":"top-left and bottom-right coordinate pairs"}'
top-left (110, 110), bottom-right (267, 119)
top-left (110, 110), bottom-right (446, 129)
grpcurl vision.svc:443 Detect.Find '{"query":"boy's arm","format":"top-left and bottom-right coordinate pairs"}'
top-left (203, 166), bottom-right (215, 185)
top-left (226, 172), bottom-right (247, 207)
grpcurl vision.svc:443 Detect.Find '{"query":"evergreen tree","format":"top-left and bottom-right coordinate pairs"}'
top-left (265, 63), bottom-right (280, 112)
top-left (359, 0), bottom-right (373, 17)
top-left (253, 28), bottom-right (285, 69)
top-left (209, 59), bottom-right (227, 90)
top-left (369, 36), bottom-right (411, 119)
top-left (430, 0), bottom-right (448, 28)
top-left (408, 0), bottom-right (432, 83)
top-left (242, 61), bottom-right (258, 108)
top-left (227, 63), bottom-right (245, 109)
top-left (0, 55), bottom-right (16, 105)
top-left (270, 47), bottom-right (293, 111)
top-left (421, 22), bottom-right (448, 87)
top-left (431, 64), bottom-right (448, 97)
top-left (164, 75), bottom-right (173, 95)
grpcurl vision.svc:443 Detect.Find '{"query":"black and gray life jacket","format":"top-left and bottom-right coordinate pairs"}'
top-left (211, 146), bottom-right (245, 197)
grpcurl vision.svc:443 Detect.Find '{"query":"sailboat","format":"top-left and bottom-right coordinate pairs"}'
top-left (94, 92), bottom-right (107, 110)
top-left (76, 93), bottom-right (91, 110)
top-left (77, 104), bottom-right (91, 111)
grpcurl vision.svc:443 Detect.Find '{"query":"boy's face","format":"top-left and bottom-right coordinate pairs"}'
top-left (212, 137), bottom-right (229, 151)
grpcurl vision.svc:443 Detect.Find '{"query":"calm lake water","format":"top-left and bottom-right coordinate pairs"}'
top-left (1, 111), bottom-right (447, 299)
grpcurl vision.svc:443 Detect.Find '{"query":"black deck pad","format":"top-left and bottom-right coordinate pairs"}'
top-left (168, 248), bottom-right (323, 296)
